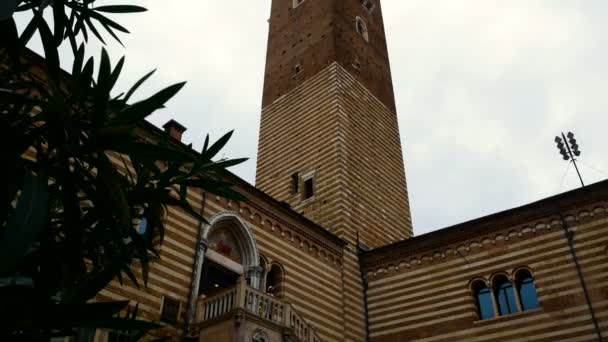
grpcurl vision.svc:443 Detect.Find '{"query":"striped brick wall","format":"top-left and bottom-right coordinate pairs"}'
top-left (363, 185), bottom-right (608, 341)
top-left (256, 62), bottom-right (412, 248)
top-left (97, 149), bottom-right (349, 340)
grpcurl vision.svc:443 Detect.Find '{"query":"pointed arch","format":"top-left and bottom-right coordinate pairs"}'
top-left (202, 211), bottom-right (260, 270)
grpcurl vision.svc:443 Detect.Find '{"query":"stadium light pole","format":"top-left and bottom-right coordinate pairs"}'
top-left (554, 132), bottom-right (584, 187)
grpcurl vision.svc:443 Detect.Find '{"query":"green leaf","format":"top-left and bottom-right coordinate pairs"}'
top-left (98, 48), bottom-right (111, 90)
top-left (182, 178), bottom-right (246, 201)
top-left (94, 5), bottom-right (147, 13)
top-left (98, 21), bottom-right (124, 47)
top-left (122, 265), bottom-right (140, 288)
top-left (200, 130), bottom-right (234, 162)
top-left (201, 134), bottom-right (210, 154)
top-left (0, 172), bottom-right (49, 274)
top-left (52, 1), bottom-right (66, 46)
top-left (71, 43), bottom-right (85, 77)
top-left (19, 11), bottom-right (41, 45)
top-left (61, 251), bottom-right (125, 303)
top-left (81, 56), bottom-right (95, 84)
top-left (97, 153), bottom-right (131, 228)
top-left (38, 18), bottom-right (60, 80)
top-left (103, 141), bottom-right (193, 163)
top-left (0, 17), bottom-right (18, 49)
top-left (192, 158), bottom-right (248, 175)
top-left (16, 3), bottom-right (36, 12)
top-left (64, 8), bottom-right (78, 53)
top-left (83, 15), bottom-right (106, 44)
top-left (74, 12), bottom-right (89, 42)
top-left (124, 69), bottom-right (155, 103)
top-left (108, 55), bottom-right (125, 92)
top-left (115, 82), bottom-right (186, 125)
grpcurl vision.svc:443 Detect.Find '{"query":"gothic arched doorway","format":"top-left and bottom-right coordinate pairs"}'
top-left (198, 212), bottom-right (261, 297)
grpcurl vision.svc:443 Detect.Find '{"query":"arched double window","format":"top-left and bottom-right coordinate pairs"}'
top-left (515, 269), bottom-right (539, 311)
top-left (471, 280), bottom-right (494, 320)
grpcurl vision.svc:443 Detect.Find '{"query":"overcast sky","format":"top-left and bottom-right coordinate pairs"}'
top-left (17, 1), bottom-right (608, 236)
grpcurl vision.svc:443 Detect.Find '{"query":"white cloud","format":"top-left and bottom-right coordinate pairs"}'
top-left (15, 0), bottom-right (608, 236)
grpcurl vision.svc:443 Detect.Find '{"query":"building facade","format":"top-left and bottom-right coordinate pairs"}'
top-left (74, 0), bottom-right (608, 341)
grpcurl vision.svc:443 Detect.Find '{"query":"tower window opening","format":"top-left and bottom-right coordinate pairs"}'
top-left (293, 64), bottom-right (302, 77)
top-left (361, 0), bottom-right (376, 14)
top-left (355, 17), bottom-right (369, 42)
top-left (291, 173), bottom-right (299, 194)
top-left (293, 0), bottom-right (305, 9)
top-left (303, 177), bottom-right (314, 199)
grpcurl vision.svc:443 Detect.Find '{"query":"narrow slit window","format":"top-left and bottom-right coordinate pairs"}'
top-left (355, 17), bottom-right (369, 42)
top-left (293, 64), bottom-right (302, 77)
top-left (291, 173), bottom-right (299, 194)
top-left (303, 178), bottom-right (314, 199)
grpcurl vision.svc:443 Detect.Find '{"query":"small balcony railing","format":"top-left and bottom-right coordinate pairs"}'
top-left (195, 280), bottom-right (321, 342)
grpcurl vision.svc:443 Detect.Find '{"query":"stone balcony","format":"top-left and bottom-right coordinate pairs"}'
top-left (190, 280), bottom-right (322, 342)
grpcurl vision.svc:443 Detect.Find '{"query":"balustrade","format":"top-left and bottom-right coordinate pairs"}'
top-left (196, 280), bottom-right (322, 342)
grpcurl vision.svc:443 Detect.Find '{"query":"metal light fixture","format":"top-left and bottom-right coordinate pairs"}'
top-left (554, 131), bottom-right (584, 187)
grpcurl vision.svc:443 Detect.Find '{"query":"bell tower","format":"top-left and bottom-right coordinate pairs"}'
top-left (256, 0), bottom-right (412, 248)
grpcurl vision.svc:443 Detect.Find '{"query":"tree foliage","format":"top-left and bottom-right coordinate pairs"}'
top-left (0, 1), bottom-right (246, 340)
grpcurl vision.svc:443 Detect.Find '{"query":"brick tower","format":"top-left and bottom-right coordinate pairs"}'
top-left (256, 0), bottom-right (412, 249)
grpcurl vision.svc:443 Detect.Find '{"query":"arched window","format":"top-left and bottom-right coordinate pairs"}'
top-left (355, 17), bottom-right (369, 42)
top-left (471, 280), bottom-right (494, 320)
top-left (493, 275), bottom-right (518, 316)
top-left (266, 264), bottom-right (284, 298)
top-left (515, 269), bottom-right (539, 311)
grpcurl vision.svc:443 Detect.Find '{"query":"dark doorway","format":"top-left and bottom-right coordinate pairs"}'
top-left (199, 260), bottom-right (240, 297)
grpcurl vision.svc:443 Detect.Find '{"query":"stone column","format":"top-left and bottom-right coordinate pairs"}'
top-left (184, 238), bottom-right (209, 335)
top-left (245, 265), bottom-right (264, 290)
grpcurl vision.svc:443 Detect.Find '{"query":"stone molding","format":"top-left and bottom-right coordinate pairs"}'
top-left (212, 196), bottom-right (345, 268)
top-left (364, 204), bottom-right (608, 279)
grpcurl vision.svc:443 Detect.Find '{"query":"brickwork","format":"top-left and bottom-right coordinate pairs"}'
top-left (257, 0), bottom-right (412, 248)
top-left (262, 0), bottom-right (396, 113)
top-left (95, 128), bottom-right (349, 341)
top-left (362, 182), bottom-right (608, 341)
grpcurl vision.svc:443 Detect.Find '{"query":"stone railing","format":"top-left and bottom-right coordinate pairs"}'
top-left (196, 286), bottom-right (237, 322)
top-left (196, 280), bottom-right (322, 342)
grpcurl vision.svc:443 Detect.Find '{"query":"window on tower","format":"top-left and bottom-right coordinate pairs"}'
top-left (355, 17), bottom-right (369, 42)
top-left (303, 177), bottom-right (314, 199)
top-left (293, 64), bottom-right (302, 78)
top-left (293, 0), bottom-right (305, 9)
top-left (361, 0), bottom-right (376, 14)
top-left (291, 173), bottom-right (299, 194)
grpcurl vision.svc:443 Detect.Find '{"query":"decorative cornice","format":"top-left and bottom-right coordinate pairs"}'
top-left (212, 197), bottom-right (344, 269)
top-left (362, 181), bottom-right (608, 277)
